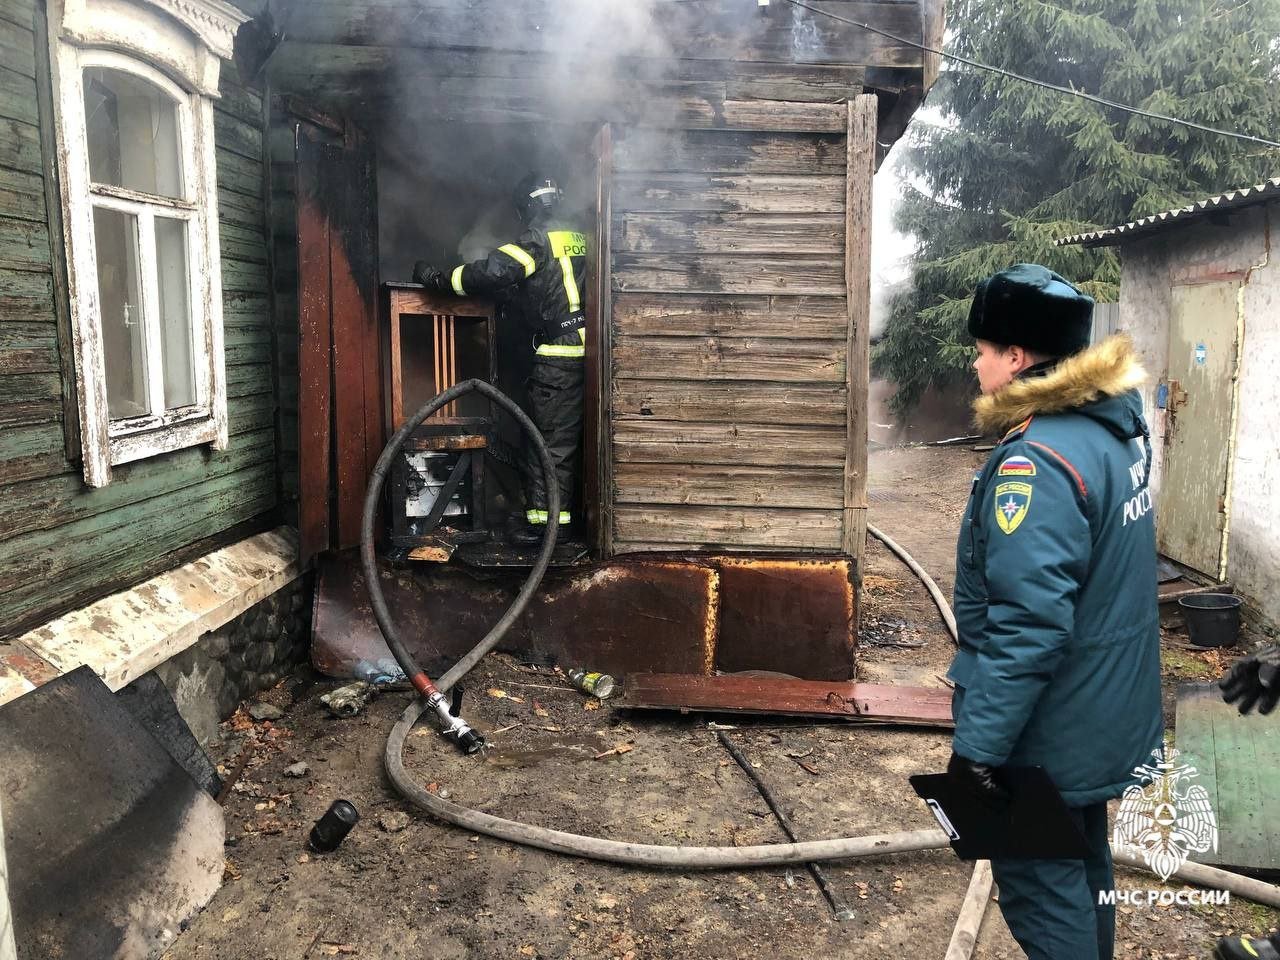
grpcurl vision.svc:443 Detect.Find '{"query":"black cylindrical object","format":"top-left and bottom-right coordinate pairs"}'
top-left (1179, 593), bottom-right (1243, 648)
top-left (309, 799), bottom-right (360, 852)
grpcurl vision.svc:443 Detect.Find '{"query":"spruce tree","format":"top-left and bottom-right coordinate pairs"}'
top-left (875, 0), bottom-right (1280, 413)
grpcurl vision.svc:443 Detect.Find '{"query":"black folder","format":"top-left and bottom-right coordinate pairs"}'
top-left (909, 766), bottom-right (1091, 860)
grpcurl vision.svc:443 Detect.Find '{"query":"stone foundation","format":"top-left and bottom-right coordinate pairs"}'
top-left (153, 576), bottom-right (313, 745)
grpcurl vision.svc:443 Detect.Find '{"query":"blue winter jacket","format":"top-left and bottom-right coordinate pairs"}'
top-left (947, 336), bottom-right (1164, 807)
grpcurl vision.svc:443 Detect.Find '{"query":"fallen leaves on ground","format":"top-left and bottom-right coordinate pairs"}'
top-left (583, 700), bottom-right (600, 711)
top-left (487, 688), bottom-right (525, 703)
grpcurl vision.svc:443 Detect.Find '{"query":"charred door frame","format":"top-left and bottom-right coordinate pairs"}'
top-left (587, 123), bottom-right (614, 558)
top-left (295, 114), bottom-right (383, 563)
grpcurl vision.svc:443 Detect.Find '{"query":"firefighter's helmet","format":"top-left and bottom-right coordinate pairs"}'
top-left (514, 173), bottom-right (562, 224)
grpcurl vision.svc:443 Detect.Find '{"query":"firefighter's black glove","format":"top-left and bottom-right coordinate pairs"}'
top-left (1219, 644), bottom-right (1280, 716)
top-left (948, 751), bottom-right (1011, 810)
top-left (412, 260), bottom-right (448, 292)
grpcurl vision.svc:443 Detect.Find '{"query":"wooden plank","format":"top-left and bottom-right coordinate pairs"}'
top-left (591, 122), bottom-right (614, 558)
top-left (614, 174), bottom-right (844, 214)
top-left (217, 186), bottom-right (266, 228)
top-left (843, 95), bottom-right (876, 559)
top-left (613, 253), bottom-right (845, 296)
top-left (614, 504), bottom-right (843, 549)
top-left (0, 462), bottom-right (279, 595)
top-left (671, 98), bottom-right (847, 132)
top-left (0, 371), bottom-right (59, 401)
top-left (31, 6), bottom-right (78, 461)
top-left (615, 213), bottom-right (843, 255)
top-left (214, 79), bottom-right (263, 127)
top-left (0, 421), bottom-right (66, 485)
top-left (225, 362), bottom-right (273, 395)
top-left (328, 131), bottom-right (381, 549)
top-left (0, 14), bottom-right (34, 79)
top-left (619, 673), bottom-right (953, 727)
top-left (0, 117), bottom-right (42, 174)
top-left (612, 379), bottom-right (846, 425)
top-left (613, 420), bottom-right (846, 467)
top-left (1175, 682), bottom-right (1280, 871)
top-left (0, 345), bottom-right (58, 374)
top-left (295, 129), bottom-right (333, 562)
top-left (614, 129), bottom-right (847, 175)
top-left (283, 1), bottom-right (922, 68)
top-left (220, 258), bottom-right (269, 293)
top-left (612, 335), bottom-right (845, 382)
top-left (2, 483), bottom-right (279, 631)
top-left (213, 110), bottom-right (263, 163)
top-left (0, 165), bottom-right (44, 222)
top-left (615, 462), bottom-right (844, 509)
top-left (613, 293), bottom-right (849, 339)
top-left (0, 427), bottom-right (275, 544)
top-left (0, 63), bottom-right (37, 125)
top-left (269, 43), bottom-right (866, 94)
top-left (0, 213), bottom-right (49, 270)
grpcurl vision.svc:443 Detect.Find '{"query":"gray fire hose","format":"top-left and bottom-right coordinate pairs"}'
top-left (370, 379), bottom-right (952, 867)
top-left (371, 382), bottom-right (1280, 903)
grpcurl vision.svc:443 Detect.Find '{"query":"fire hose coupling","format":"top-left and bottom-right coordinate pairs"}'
top-left (425, 688), bottom-right (486, 755)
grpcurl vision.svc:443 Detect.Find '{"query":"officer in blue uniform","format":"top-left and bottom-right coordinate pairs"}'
top-left (946, 264), bottom-right (1164, 960)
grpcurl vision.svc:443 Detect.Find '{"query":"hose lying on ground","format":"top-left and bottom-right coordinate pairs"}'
top-left (867, 523), bottom-right (958, 646)
top-left (373, 384), bottom-right (1280, 903)
top-left (371, 379), bottom-right (952, 868)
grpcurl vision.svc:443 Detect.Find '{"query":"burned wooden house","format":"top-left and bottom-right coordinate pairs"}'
top-left (0, 0), bottom-right (942, 713)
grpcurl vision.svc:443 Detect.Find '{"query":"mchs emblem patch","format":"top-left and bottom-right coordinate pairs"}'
top-left (997, 456), bottom-right (1037, 478)
top-left (995, 481), bottom-right (1033, 534)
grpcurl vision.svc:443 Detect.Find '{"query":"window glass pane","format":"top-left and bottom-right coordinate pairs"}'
top-left (92, 206), bottom-right (149, 419)
top-left (83, 67), bottom-right (183, 198)
top-left (155, 217), bottom-right (195, 409)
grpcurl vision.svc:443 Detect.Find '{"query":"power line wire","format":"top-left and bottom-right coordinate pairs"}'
top-left (780, 0), bottom-right (1280, 150)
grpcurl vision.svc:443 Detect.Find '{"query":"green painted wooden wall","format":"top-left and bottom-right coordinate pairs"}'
top-left (0, 0), bottom-right (281, 637)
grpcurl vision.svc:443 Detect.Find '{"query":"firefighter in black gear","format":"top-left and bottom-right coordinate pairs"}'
top-left (413, 174), bottom-right (588, 546)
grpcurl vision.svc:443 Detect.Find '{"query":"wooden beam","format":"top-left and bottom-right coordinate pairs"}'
top-left (280, 1), bottom-right (923, 68)
top-left (843, 95), bottom-right (876, 561)
top-left (613, 293), bottom-right (849, 339)
top-left (611, 335), bottom-right (846, 383)
top-left (613, 129), bottom-right (848, 176)
top-left (612, 380), bottom-right (847, 426)
top-left (614, 504), bottom-right (843, 549)
top-left (614, 420), bottom-right (847, 468)
top-left (614, 462), bottom-right (845, 510)
top-left (613, 254), bottom-right (845, 296)
top-left (619, 673), bottom-right (954, 727)
top-left (591, 122), bottom-right (615, 558)
top-left (615, 212), bottom-right (844, 255)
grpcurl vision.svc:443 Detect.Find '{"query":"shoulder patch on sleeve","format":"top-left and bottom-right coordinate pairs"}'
top-left (994, 481), bottom-right (1033, 534)
top-left (997, 455), bottom-right (1037, 478)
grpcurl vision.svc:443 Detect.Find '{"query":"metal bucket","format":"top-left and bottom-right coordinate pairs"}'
top-left (1178, 593), bottom-right (1243, 648)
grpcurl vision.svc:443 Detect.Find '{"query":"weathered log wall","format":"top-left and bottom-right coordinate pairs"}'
top-left (608, 109), bottom-right (856, 553)
top-left (0, 0), bottom-right (279, 636)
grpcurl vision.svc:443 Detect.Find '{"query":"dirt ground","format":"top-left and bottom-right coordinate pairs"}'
top-left (165, 446), bottom-right (1278, 960)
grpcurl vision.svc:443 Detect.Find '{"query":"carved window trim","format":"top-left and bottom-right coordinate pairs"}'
top-left (46, 0), bottom-right (247, 487)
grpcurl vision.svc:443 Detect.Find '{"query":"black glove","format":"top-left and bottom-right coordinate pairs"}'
top-left (1219, 644), bottom-right (1280, 716)
top-left (948, 751), bottom-right (1011, 810)
top-left (412, 260), bottom-right (448, 292)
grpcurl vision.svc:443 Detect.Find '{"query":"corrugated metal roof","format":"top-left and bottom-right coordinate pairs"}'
top-left (1055, 177), bottom-right (1280, 248)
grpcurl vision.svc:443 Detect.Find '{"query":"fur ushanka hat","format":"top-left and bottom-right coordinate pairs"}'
top-left (967, 263), bottom-right (1095, 357)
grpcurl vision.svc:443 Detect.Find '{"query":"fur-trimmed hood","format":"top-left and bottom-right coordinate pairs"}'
top-left (974, 335), bottom-right (1148, 434)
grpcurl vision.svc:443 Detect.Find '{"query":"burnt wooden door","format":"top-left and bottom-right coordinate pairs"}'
top-left (296, 119), bottom-right (383, 563)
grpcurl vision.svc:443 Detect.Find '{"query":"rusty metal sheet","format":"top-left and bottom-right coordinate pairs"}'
top-left (618, 673), bottom-right (954, 727)
top-left (310, 551), bottom-right (717, 681)
top-left (712, 556), bottom-right (856, 680)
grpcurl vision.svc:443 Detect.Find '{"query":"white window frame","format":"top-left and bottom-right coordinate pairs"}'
top-left (47, 0), bottom-right (247, 487)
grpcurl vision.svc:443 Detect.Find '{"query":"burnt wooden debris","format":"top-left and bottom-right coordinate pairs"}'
top-left (620, 673), bottom-right (955, 728)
